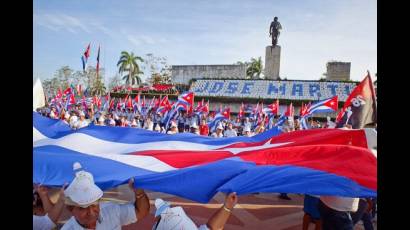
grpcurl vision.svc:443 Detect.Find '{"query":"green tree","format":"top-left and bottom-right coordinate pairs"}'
top-left (246, 57), bottom-right (263, 79)
top-left (86, 66), bottom-right (106, 96)
top-left (117, 51), bottom-right (144, 86)
top-left (54, 66), bottom-right (74, 89)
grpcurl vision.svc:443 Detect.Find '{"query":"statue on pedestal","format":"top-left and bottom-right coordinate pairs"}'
top-left (269, 17), bottom-right (282, 47)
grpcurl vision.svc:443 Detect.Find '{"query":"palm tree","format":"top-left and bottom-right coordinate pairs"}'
top-left (117, 51), bottom-right (144, 86)
top-left (246, 57), bottom-right (263, 79)
top-left (91, 78), bottom-right (106, 96)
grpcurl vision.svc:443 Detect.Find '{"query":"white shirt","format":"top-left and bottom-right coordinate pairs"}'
top-left (77, 120), bottom-right (89, 129)
top-left (61, 202), bottom-right (137, 230)
top-left (320, 196), bottom-right (359, 212)
top-left (211, 132), bottom-right (224, 138)
top-left (33, 214), bottom-right (55, 230)
top-left (244, 122), bottom-right (252, 130)
top-left (224, 129), bottom-right (237, 137)
top-left (144, 121), bottom-right (154, 131)
top-left (167, 129), bottom-right (178, 135)
top-left (49, 111), bottom-right (57, 119)
top-left (190, 116), bottom-right (198, 126)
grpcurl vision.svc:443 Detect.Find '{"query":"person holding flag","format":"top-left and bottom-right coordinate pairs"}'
top-left (336, 71), bottom-right (377, 128)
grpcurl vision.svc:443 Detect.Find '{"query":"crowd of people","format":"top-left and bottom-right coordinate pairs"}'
top-left (37, 103), bottom-right (338, 137)
top-left (34, 103), bottom-right (376, 230)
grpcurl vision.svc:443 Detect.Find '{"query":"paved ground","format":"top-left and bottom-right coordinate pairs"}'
top-left (50, 185), bottom-right (376, 229)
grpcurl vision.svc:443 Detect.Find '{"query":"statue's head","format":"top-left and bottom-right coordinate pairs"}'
top-left (274, 17), bottom-right (278, 21)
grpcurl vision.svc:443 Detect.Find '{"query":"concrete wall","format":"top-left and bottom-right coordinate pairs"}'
top-left (325, 62), bottom-right (351, 81)
top-left (171, 64), bottom-right (247, 85)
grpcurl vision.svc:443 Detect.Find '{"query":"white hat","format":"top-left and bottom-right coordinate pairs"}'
top-left (191, 123), bottom-right (198, 129)
top-left (170, 121), bottom-right (177, 128)
top-left (154, 199), bottom-right (198, 230)
top-left (64, 162), bottom-right (103, 208)
top-left (216, 123), bottom-right (224, 130)
top-left (70, 115), bottom-right (78, 124)
top-left (79, 111), bottom-right (85, 117)
top-left (64, 112), bottom-right (70, 119)
top-left (109, 119), bottom-right (116, 126)
top-left (243, 126), bottom-right (251, 132)
top-left (155, 125), bottom-right (161, 131)
top-left (98, 116), bottom-right (105, 122)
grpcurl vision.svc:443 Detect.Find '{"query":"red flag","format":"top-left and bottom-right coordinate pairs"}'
top-left (84, 43), bottom-right (90, 59)
top-left (63, 87), bottom-right (72, 95)
top-left (69, 94), bottom-right (76, 105)
top-left (159, 95), bottom-right (171, 112)
top-left (222, 107), bottom-right (231, 119)
top-left (154, 97), bottom-right (160, 108)
top-left (238, 102), bottom-right (245, 118)
top-left (56, 88), bottom-right (62, 99)
top-left (109, 99), bottom-right (115, 111)
top-left (195, 99), bottom-right (204, 112)
top-left (202, 101), bottom-right (209, 113)
top-left (135, 93), bottom-right (140, 104)
top-left (285, 103), bottom-right (294, 117)
top-left (97, 97), bottom-right (102, 109)
top-left (336, 72), bottom-right (377, 128)
top-left (180, 92), bottom-right (194, 105)
top-left (127, 96), bottom-right (133, 109)
top-left (268, 99), bottom-right (279, 115)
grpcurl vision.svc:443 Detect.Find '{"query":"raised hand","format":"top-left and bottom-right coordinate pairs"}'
top-left (224, 192), bottom-right (238, 210)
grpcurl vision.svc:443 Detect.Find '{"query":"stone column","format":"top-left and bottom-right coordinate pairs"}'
top-left (264, 45), bottom-right (281, 80)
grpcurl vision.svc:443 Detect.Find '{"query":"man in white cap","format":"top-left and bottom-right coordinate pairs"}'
top-left (69, 112), bottom-right (79, 129)
top-left (224, 123), bottom-right (237, 137)
top-left (211, 123), bottom-right (224, 138)
top-left (76, 111), bottom-right (89, 129)
top-left (152, 192), bottom-right (238, 230)
top-left (144, 117), bottom-right (154, 131)
top-left (167, 121), bottom-right (178, 134)
top-left (190, 123), bottom-right (200, 135)
top-left (97, 116), bottom-right (105, 126)
top-left (243, 117), bottom-right (252, 132)
top-left (242, 126), bottom-right (253, 137)
top-left (62, 162), bottom-right (150, 230)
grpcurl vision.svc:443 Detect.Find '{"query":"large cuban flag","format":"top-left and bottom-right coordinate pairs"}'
top-left (33, 112), bottom-right (376, 203)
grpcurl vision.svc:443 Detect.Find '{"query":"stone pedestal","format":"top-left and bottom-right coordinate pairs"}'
top-left (264, 45), bottom-right (281, 80)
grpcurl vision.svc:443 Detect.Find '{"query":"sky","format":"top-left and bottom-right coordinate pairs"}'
top-left (33, 0), bottom-right (377, 84)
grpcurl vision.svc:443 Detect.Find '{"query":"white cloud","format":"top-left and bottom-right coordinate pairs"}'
top-left (34, 13), bottom-right (115, 36)
top-left (125, 33), bottom-right (161, 47)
